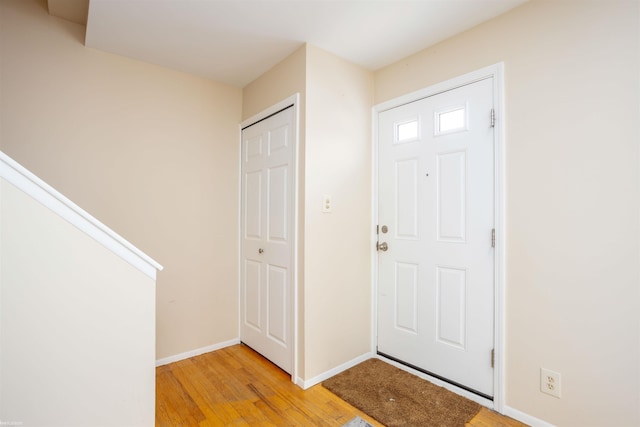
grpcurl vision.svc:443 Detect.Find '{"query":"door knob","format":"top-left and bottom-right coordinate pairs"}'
top-left (258, 248), bottom-right (264, 254)
top-left (377, 242), bottom-right (388, 252)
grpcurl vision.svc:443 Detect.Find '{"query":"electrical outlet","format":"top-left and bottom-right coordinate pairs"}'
top-left (322, 195), bottom-right (332, 213)
top-left (540, 368), bottom-right (561, 398)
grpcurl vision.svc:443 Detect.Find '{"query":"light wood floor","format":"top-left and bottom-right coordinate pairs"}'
top-left (156, 344), bottom-right (527, 426)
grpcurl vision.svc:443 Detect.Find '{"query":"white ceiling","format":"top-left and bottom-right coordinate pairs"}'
top-left (83, 0), bottom-right (528, 88)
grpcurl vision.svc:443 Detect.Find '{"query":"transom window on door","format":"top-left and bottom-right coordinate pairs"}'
top-left (435, 105), bottom-right (467, 135)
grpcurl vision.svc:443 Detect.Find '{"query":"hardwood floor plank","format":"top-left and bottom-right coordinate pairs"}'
top-left (157, 344), bottom-right (526, 426)
top-left (156, 365), bottom-right (206, 426)
top-left (467, 408), bottom-right (529, 427)
top-left (171, 359), bottom-right (242, 424)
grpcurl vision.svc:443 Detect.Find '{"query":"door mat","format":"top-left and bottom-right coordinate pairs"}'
top-left (324, 358), bottom-right (481, 427)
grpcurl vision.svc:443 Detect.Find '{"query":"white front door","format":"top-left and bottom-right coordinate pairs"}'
top-left (377, 78), bottom-right (495, 397)
top-left (241, 106), bottom-right (295, 374)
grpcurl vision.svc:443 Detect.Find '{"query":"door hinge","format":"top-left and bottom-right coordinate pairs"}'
top-left (491, 349), bottom-right (495, 368)
top-left (491, 228), bottom-right (496, 248)
top-left (490, 108), bottom-right (496, 128)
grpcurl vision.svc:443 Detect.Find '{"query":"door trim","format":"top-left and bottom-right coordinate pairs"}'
top-left (239, 93), bottom-right (300, 383)
top-left (371, 64), bottom-right (505, 412)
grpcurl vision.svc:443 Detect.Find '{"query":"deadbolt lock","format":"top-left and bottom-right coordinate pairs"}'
top-left (381, 225), bottom-right (388, 233)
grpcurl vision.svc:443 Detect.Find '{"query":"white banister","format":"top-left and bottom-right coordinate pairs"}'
top-left (0, 151), bottom-right (163, 279)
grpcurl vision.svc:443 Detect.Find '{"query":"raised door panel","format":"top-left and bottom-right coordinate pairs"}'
top-left (267, 265), bottom-right (288, 345)
top-left (437, 151), bottom-right (467, 243)
top-left (436, 266), bottom-right (467, 350)
top-left (244, 171), bottom-right (262, 240)
top-left (267, 165), bottom-right (288, 243)
top-left (244, 260), bottom-right (262, 330)
top-left (394, 262), bottom-right (419, 334)
top-left (395, 158), bottom-right (419, 240)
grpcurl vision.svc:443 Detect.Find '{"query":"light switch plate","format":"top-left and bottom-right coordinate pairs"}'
top-left (322, 195), bottom-right (332, 213)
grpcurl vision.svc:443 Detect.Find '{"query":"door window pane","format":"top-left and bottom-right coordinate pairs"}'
top-left (396, 119), bottom-right (419, 143)
top-left (436, 106), bottom-right (467, 135)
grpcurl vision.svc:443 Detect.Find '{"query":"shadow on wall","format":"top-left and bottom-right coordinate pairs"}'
top-left (40, 0), bottom-right (87, 45)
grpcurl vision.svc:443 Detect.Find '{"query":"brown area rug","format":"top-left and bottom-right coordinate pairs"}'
top-left (324, 358), bottom-right (481, 427)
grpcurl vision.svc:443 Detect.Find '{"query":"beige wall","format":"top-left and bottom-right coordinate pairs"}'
top-left (242, 45), bottom-right (373, 382)
top-left (242, 45), bottom-right (308, 375)
top-left (375, 1), bottom-right (640, 425)
top-left (1, 178), bottom-right (156, 426)
top-left (304, 45), bottom-right (374, 379)
top-left (242, 45), bottom-right (306, 122)
top-left (0, 0), bottom-right (243, 360)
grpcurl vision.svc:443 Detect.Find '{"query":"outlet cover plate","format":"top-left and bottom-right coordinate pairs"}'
top-left (540, 368), bottom-right (561, 398)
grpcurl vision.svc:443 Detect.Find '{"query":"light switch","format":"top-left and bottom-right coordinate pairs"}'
top-left (322, 195), bottom-right (332, 213)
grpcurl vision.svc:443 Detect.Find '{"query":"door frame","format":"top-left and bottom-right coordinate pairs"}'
top-left (371, 64), bottom-right (505, 412)
top-left (238, 93), bottom-right (300, 383)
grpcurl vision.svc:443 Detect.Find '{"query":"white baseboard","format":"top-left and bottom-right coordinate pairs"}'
top-left (295, 352), bottom-right (373, 390)
top-left (155, 338), bottom-right (241, 367)
top-left (503, 405), bottom-right (555, 427)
